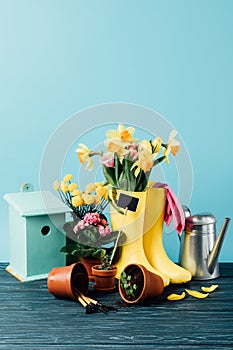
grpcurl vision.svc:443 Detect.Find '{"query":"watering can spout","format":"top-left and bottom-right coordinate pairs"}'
top-left (208, 218), bottom-right (231, 274)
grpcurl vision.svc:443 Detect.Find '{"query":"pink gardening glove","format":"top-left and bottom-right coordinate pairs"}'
top-left (152, 182), bottom-right (185, 235)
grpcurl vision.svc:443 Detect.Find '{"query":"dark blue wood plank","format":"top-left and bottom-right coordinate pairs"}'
top-left (0, 263), bottom-right (233, 349)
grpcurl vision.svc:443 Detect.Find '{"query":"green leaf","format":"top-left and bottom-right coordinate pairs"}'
top-left (123, 158), bottom-right (137, 191)
top-left (135, 169), bottom-right (149, 192)
top-left (126, 287), bottom-right (134, 296)
top-left (118, 171), bottom-right (129, 190)
top-left (103, 166), bottom-right (117, 187)
top-left (60, 243), bottom-right (83, 254)
top-left (63, 221), bottom-right (76, 234)
top-left (82, 229), bottom-right (97, 244)
top-left (127, 275), bottom-right (132, 281)
top-left (92, 249), bottom-right (106, 259)
top-left (120, 271), bottom-right (127, 282)
top-left (114, 153), bottom-right (123, 187)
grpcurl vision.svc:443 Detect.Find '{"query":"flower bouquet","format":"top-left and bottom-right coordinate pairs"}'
top-left (76, 123), bottom-right (180, 191)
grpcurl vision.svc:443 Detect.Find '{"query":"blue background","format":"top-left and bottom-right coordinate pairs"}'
top-left (0, 0), bottom-right (232, 262)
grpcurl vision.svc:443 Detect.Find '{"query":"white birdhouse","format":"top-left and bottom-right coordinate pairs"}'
top-left (4, 187), bottom-right (71, 282)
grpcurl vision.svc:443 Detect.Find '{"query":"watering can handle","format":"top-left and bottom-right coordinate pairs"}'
top-left (208, 217), bottom-right (231, 274)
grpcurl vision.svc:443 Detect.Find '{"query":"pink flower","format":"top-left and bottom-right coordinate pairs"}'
top-left (98, 226), bottom-right (105, 236)
top-left (104, 226), bottom-right (111, 235)
top-left (100, 153), bottom-right (115, 168)
top-left (73, 212), bottom-right (110, 237)
top-left (98, 225), bottom-right (111, 237)
top-left (74, 220), bottom-right (86, 233)
top-left (128, 143), bottom-right (138, 161)
top-left (83, 212), bottom-right (101, 225)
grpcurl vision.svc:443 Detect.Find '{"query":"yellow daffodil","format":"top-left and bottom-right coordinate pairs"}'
top-left (71, 195), bottom-right (84, 207)
top-left (94, 181), bottom-right (104, 187)
top-left (167, 130), bottom-right (180, 156)
top-left (68, 183), bottom-right (78, 192)
top-left (140, 140), bottom-right (154, 153)
top-left (53, 180), bottom-right (60, 191)
top-left (96, 185), bottom-right (108, 199)
top-left (85, 182), bottom-right (96, 194)
top-left (163, 147), bottom-right (170, 164)
top-left (152, 137), bottom-right (162, 152)
top-left (82, 193), bottom-right (95, 205)
top-left (60, 181), bottom-right (69, 193)
top-left (104, 139), bottom-right (129, 163)
top-left (104, 124), bottom-right (138, 163)
top-left (75, 143), bottom-right (93, 171)
top-left (131, 140), bottom-right (157, 177)
top-left (72, 189), bottom-right (82, 196)
top-left (106, 123), bottom-right (138, 143)
top-left (63, 174), bottom-right (73, 182)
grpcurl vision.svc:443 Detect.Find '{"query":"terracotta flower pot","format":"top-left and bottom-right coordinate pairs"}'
top-left (47, 262), bottom-right (89, 300)
top-left (81, 258), bottom-right (101, 282)
top-left (118, 263), bottom-right (164, 304)
top-left (91, 265), bottom-right (117, 291)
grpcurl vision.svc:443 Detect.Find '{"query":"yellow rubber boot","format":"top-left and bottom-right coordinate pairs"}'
top-left (143, 188), bottom-right (192, 284)
top-left (110, 190), bottom-right (170, 287)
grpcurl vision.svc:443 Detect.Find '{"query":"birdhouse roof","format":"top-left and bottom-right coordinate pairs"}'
top-left (4, 191), bottom-right (72, 217)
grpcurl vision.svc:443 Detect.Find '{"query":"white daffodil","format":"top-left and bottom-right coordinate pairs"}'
top-left (167, 130), bottom-right (180, 156)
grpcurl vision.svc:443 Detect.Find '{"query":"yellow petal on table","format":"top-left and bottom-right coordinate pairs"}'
top-left (185, 289), bottom-right (209, 299)
top-left (201, 285), bottom-right (219, 293)
top-left (167, 292), bottom-right (186, 301)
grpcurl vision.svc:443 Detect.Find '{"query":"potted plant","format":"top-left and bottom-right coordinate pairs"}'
top-left (91, 254), bottom-right (117, 291)
top-left (60, 211), bottom-right (121, 280)
top-left (53, 179), bottom-right (123, 279)
top-left (118, 263), bottom-right (164, 304)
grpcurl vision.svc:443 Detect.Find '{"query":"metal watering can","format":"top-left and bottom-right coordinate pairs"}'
top-left (179, 209), bottom-right (230, 280)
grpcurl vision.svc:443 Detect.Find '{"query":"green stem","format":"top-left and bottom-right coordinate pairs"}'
top-left (89, 151), bottom-right (103, 157)
top-left (153, 155), bottom-right (166, 166)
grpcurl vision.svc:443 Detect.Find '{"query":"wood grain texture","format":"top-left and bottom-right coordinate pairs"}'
top-left (0, 263), bottom-right (233, 349)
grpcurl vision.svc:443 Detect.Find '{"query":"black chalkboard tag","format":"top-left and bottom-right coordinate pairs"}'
top-left (117, 193), bottom-right (139, 212)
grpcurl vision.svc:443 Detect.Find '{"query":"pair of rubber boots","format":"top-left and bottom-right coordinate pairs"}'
top-left (111, 188), bottom-right (192, 286)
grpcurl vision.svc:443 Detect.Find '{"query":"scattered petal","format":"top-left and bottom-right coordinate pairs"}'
top-left (201, 285), bottom-right (219, 293)
top-left (167, 292), bottom-right (186, 301)
top-left (185, 289), bottom-right (209, 299)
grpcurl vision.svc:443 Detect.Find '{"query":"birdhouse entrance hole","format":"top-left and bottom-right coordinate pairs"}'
top-left (41, 225), bottom-right (51, 236)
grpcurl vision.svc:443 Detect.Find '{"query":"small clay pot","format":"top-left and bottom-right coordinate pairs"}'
top-left (47, 262), bottom-right (88, 300)
top-left (118, 263), bottom-right (164, 304)
top-left (91, 265), bottom-right (117, 291)
top-left (81, 258), bottom-right (101, 282)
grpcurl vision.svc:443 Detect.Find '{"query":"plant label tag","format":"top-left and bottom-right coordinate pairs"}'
top-left (117, 193), bottom-right (139, 212)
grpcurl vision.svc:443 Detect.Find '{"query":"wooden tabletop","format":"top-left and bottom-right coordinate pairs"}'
top-left (0, 263), bottom-right (232, 349)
